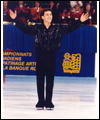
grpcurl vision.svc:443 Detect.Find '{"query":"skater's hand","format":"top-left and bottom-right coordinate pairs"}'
top-left (80, 12), bottom-right (89, 22)
top-left (9, 9), bottom-right (17, 19)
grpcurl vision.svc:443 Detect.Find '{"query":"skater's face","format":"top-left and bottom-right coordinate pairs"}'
top-left (41, 11), bottom-right (53, 24)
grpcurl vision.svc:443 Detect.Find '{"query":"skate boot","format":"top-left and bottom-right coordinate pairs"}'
top-left (36, 101), bottom-right (45, 110)
top-left (45, 101), bottom-right (54, 110)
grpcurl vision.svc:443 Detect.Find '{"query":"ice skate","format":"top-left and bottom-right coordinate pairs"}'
top-left (45, 101), bottom-right (54, 110)
top-left (36, 101), bottom-right (45, 110)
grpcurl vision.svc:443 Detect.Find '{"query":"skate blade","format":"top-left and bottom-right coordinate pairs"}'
top-left (36, 107), bottom-right (44, 110)
top-left (46, 108), bottom-right (54, 110)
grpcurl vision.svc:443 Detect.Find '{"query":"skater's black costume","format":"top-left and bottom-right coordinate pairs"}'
top-left (15, 18), bottom-right (81, 109)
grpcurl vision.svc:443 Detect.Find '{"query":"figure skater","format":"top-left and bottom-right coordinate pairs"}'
top-left (9, 8), bottom-right (89, 110)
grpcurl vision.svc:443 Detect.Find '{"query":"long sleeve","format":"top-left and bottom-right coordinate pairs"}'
top-left (60, 19), bottom-right (81, 36)
top-left (15, 18), bottom-right (37, 36)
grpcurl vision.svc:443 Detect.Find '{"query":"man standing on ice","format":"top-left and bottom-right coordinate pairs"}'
top-left (9, 8), bottom-right (89, 110)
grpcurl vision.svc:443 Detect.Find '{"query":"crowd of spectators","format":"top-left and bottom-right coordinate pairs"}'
top-left (3, 1), bottom-right (97, 25)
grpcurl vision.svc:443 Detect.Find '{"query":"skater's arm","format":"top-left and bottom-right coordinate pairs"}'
top-left (9, 9), bottom-right (37, 36)
top-left (60, 13), bottom-right (89, 36)
top-left (15, 19), bottom-right (37, 36)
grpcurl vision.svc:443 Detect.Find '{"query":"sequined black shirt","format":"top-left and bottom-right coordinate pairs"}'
top-left (15, 19), bottom-right (81, 53)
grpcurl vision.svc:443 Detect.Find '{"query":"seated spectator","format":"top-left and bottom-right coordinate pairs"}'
top-left (59, 8), bottom-right (71, 24)
top-left (70, 1), bottom-right (83, 12)
top-left (28, 7), bottom-right (40, 23)
top-left (3, 1), bottom-right (12, 22)
top-left (71, 4), bottom-right (83, 22)
top-left (83, 3), bottom-right (93, 25)
top-left (14, 1), bottom-right (29, 23)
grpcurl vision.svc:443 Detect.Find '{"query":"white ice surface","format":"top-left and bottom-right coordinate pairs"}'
top-left (3, 75), bottom-right (98, 119)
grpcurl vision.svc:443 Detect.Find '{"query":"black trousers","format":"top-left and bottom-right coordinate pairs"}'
top-left (36, 52), bottom-right (56, 103)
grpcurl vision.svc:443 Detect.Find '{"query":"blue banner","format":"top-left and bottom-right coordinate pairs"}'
top-left (3, 51), bottom-right (95, 77)
top-left (3, 24), bottom-right (97, 53)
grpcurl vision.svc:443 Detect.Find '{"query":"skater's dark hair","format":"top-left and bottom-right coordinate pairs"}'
top-left (40, 8), bottom-right (52, 24)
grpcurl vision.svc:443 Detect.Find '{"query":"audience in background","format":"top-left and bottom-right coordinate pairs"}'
top-left (71, 4), bottom-right (82, 22)
top-left (70, 1), bottom-right (83, 12)
top-left (49, 1), bottom-right (54, 9)
top-left (59, 8), bottom-right (71, 24)
top-left (49, 1), bottom-right (56, 23)
top-left (86, 1), bottom-right (97, 24)
top-left (83, 3), bottom-right (92, 25)
top-left (3, 1), bottom-right (12, 22)
top-left (83, 1), bottom-right (97, 24)
top-left (49, 1), bottom-right (60, 23)
top-left (14, 1), bottom-right (29, 23)
top-left (35, 1), bottom-right (43, 14)
top-left (29, 7), bottom-right (40, 23)
top-left (62, 1), bottom-right (70, 12)
top-left (3, 1), bottom-right (97, 25)
top-left (92, 1), bottom-right (97, 24)
top-left (83, 1), bottom-right (95, 13)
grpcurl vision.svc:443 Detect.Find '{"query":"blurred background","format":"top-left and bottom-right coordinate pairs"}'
top-left (3, 1), bottom-right (97, 24)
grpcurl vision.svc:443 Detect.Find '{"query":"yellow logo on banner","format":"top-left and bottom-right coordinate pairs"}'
top-left (62, 53), bottom-right (81, 74)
